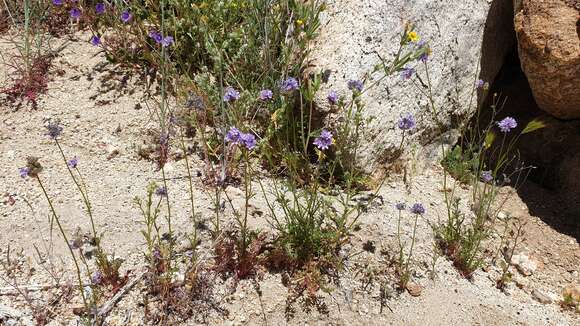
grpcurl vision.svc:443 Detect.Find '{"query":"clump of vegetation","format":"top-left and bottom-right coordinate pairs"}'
top-left (425, 76), bottom-right (545, 277)
top-left (0, 0), bottom-right (55, 109)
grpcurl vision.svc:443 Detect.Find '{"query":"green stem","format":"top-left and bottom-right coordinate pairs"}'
top-left (180, 133), bottom-right (197, 249)
top-left (36, 176), bottom-right (88, 312)
top-left (404, 212), bottom-right (420, 281)
top-left (54, 139), bottom-right (98, 245)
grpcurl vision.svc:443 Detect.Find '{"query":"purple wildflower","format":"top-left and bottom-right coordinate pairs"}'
top-left (240, 133), bottom-right (257, 150)
top-left (70, 8), bottom-right (81, 19)
top-left (397, 113), bottom-right (416, 131)
top-left (120, 10), bottom-right (132, 23)
top-left (280, 77), bottom-right (299, 92)
top-left (395, 202), bottom-right (406, 211)
top-left (475, 79), bottom-right (485, 89)
top-left (90, 36), bottom-right (101, 46)
top-left (497, 117), bottom-right (517, 133)
top-left (225, 127), bottom-right (242, 144)
top-left (161, 36), bottom-right (174, 47)
top-left (69, 239), bottom-right (82, 250)
top-left (223, 87), bottom-right (240, 102)
top-left (418, 52), bottom-right (429, 63)
top-left (19, 167), bottom-right (30, 178)
top-left (347, 80), bottom-right (363, 93)
top-left (258, 89), bottom-right (273, 101)
top-left (155, 186), bottom-right (168, 197)
top-left (481, 170), bottom-right (493, 183)
top-left (327, 90), bottom-right (338, 105)
top-left (313, 129), bottom-right (333, 150)
top-left (400, 67), bottom-right (415, 80)
top-left (149, 31), bottom-right (163, 44)
top-left (67, 157), bottom-right (79, 169)
top-left (95, 3), bottom-right (105, 14)
top-left (410, 203), bottom-right (425, 215)
top-left (46, 121), bottom-right (63, 139)
top-left (91, 271), bottom-right (103, 285)
top-left (24, 157), bottom-right (42, 177)
top-left (52, 0), bottom-right (63, 5)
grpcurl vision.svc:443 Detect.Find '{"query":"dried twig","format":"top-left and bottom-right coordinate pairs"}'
top-left (0, 283), bottom-right (55, 296)
top-left (96, 271), bottom-right (146, 322)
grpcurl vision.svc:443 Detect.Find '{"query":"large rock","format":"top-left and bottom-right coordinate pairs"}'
top-left (514, 0), bottom-right (580, 119)
top-left (309, 0), bottom-right (503, 173)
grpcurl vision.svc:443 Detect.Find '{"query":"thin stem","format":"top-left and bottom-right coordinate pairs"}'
top-left (179, 132), bottom-right (197, 248)
top-left (54, 139), bottom-right (98, 244)
top-left (35, 176), bottom-right (88, 311)
top-left (404, 212), bottom-right (420, 281)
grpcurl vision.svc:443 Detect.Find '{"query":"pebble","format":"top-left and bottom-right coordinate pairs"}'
top-left (511, 254), bottom-right (538, 276)
top-left (406, 282), bottom-right (422, 297)
top-left (531, 289), bottom-right (554, 304)
top-left (5, 150), bottom-right (15, 160)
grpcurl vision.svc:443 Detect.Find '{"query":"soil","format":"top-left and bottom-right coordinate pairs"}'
top-left (0, 32), bottom-right (578, 325)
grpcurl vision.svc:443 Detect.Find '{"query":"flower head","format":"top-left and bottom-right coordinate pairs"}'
top-left (327, 90), bottom-right (338, 105)
top-left (475, 79), bottom-right (485, 88)
top-left (149, 31), bottom-right (163, 44)
top-left (90, 35), bottom-right (101, 46)
top-left (408, 31), bottom-right (420, 43)
top-left (395, 202), bottom-right (406, 211)
top-left (120, 10), bottom-right (132, 23)
top-left (481, 170), bottom-right (493, 183)
top-left (70, 8), bottom-right (81, 19)
top-left (223, 87), bottom-right (240, 102)
top-left (410, 203), bottom-right (425, 215)
top-left (225, 127), bottom-right (241, 144)
top-left (95, 3), bottom-right (105, 14)
top-left (46, 121), bottom-right (63, 139)
top-left (19, 167), bottom-right (30, 178)
top-left (280, 77), bottom-right (299, 92)
top-left (155, 186), bottom-right (168, 197)
top-left (23, 157), bottom-right (43, 178)
top-left (313, 129), bottom-right (333, 150)
top-left (161, 36), bottom-right (174, 47)
top-left (400, 67), bottom-right (415, 80)
top-left (52, 0), bottom-right (63, 6)
top-left (347, 80), bottom-right (363, 93)
top-left (240, 132), bottom-right (257, 150)
top-left (91, 271), bottom-right (103, 285)
top-left (69, 239), bottom-right (82, 250)
top-left (67, 157), bottom-right (79, 169)
top-left (258, 89), bottom-right (273, 101)
top-left (497, 117), bottom-right (517, 133)
top-left (397, 113), bottom-right (416, 131)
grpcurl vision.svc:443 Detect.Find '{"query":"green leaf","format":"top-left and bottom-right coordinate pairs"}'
top-left (484, 131), bottom-right (496, 149)
top-left (521, 118), bottom-right (546, 134)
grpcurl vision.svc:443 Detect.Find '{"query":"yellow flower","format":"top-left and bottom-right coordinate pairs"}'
top-left (296, 19), bottom-right (304, 26)
top-left (408, 31), bottom-right (419, 42)
top-left (271, 110), bottom-right (279, 129)
top-left (316, 149), bottom-right (326, 161)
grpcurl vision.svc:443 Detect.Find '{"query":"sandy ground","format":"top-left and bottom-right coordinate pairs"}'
top-left (0, 33), bottom-right (578, 325)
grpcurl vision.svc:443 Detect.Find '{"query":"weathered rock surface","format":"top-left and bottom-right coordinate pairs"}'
top-left (308, 0), bottom-right (519, 173)
top-left (514, 0), bottom-right (580, 119)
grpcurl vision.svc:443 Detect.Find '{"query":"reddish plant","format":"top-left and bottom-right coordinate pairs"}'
top-left (2, 54), bottom-right (53, 109)
top-left (213, 231), bottom-right (266, 283)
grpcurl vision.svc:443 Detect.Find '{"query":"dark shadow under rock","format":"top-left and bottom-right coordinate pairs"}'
top-left (479, 44), bottom-right (580, 240)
